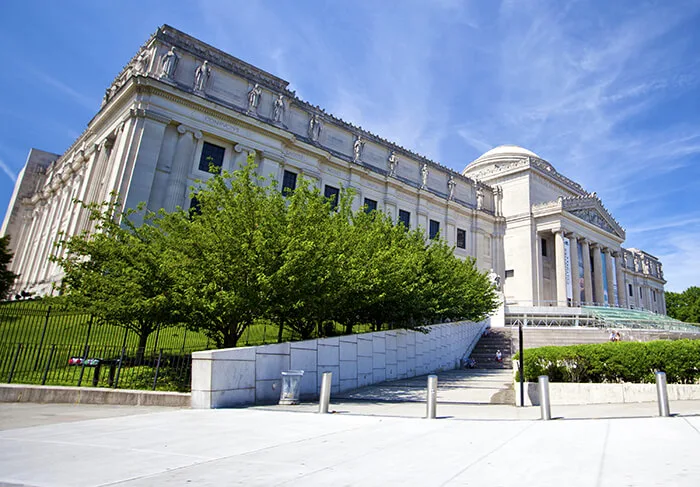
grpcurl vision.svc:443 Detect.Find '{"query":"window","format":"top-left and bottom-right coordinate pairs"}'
top-left (282, 170), bottom-right (297, 195)
top-left (198, 142), bottom-right (225, 174)
top-left (505, 269), bottom-right (515, 278)
top-left (189, 196), bottom-right (201, 217)
top-left (628, 283), bottom-right (633, 297)
top-left (363, 198), bottom-right (377, 213)
top-left (398, 209), bottom-right (410, 228)
top-left (541, 238), bottom-right (548, 257)
top-left (456, 228), bottom-right (466, 249)
top-left (653, 290), bottom-right (656, 302)
top-left (429, 219), bottom-right (440, 240)
top-left (324, 185), bottom-right (340, 210)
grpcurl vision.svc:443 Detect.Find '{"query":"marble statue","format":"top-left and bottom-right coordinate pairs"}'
top-left (476, 188), bottom-right (484, 210)
top-left (194, 60), bottom-right (211, 92)
top-left (388, 151), bottom-right (398, 176)
top-left (159, 46), bottom-right (179, 79)
top-left (247, 83), bottom-right (262, 112)
top-left (420, 163), bottom-right (428, 189)
top-left (308, 114), bottom-right (322, 142)
top-left (353, 135), bottom-right (364, 163)
top-left (488, 268), bottom-right (501, 291)
top-left (272, 94), bottom-right (285, 123)
top-left (134, 51), bottom-right (150, 75)
top-left (447, 175), bottom-right (456, 200)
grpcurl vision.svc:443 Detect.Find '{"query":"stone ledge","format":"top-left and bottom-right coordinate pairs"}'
top-left (0, 384), bottom-right (190, 407)
top-left (515, 381), bottom-right (700, 406)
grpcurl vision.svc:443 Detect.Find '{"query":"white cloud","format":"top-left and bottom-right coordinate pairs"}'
top-left (0, 157), bottom-right (17, 183)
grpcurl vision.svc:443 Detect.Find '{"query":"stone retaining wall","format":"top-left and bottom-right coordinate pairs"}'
top-left (191, 321), bottom-right (486, 408)
top-left (0, 384), bottom-right (190, 407)
top-left (515, 380), bottom-right (700, 406)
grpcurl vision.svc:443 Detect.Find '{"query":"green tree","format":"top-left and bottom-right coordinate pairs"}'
top-left (162, 156), bottom-right (286, 348)
top-left (52, 200), bottom-right (176, 354)
top-left (666, 287), bottom-right (700, 323)
top-left (0, 235), bottom-right (19, 299)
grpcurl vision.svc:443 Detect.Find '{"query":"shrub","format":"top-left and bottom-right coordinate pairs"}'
top-left (514, 339), bottom-right (700, 384)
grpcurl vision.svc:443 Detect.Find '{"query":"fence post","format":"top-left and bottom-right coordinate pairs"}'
top-left (152, 323), bottom-right (161, 355)
top-left (114, 346), bottom-right (126, 389)
top-left (152, 348), bottom-right (163, 391)
top-left (41, 344), bottom-right (56, 385)
top-left (33, 306), bottom-right (52, 371)
top-left (7, 343), bottom-right (23, 383)
top-left (77, 345), bottom-right (90, 387)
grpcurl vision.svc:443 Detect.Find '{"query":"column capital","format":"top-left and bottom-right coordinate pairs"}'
top-left (565, 231), bottom-right (579, 240)
top-left (177, 124), bottom-right (203, 139)
top-left (590, 242), bottom-right (601, 249)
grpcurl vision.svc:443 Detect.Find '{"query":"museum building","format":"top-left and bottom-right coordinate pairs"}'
top-left (1, 25), bottom-right (666, 315)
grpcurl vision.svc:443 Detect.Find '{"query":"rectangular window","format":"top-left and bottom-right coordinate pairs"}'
top-left (456, 228), bottom-right (466, 249)
top-left (324, 185), bottom-right (340, 210)
top-left (628, 283), bottom-right (633, 297)
top-left (282, 170), bottom-right (297, 195)
top-left (398, 209), bottom-right (410, 228)
top-left (198, 142), bottom-right (225, 174)
top-left (541, 238), bottom-right (548, 257)
top-left (653, 290), bottom-right (656, 302)
top-left (429, 219), bottom-right (440, 240)
top-left (363, 198), bottom-right (377, 213)
top-left (505, 269), bottom-right (515, 278)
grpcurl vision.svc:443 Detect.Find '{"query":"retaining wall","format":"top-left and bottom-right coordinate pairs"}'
top-left (191, 320), bottom-right (487, 408)
top-left (515, 381), bottom-right (700, 406)
top-left (0, 384), bottom-right (190, 407)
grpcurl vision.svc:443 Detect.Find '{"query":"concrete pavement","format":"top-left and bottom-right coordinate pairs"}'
top-left (1, 401), bottom-right (700, 486)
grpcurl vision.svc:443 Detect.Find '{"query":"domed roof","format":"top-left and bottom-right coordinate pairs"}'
top-left (477, 145), bottom-right (540, 160)
top-left (462, 145), bottom-right (553, 176)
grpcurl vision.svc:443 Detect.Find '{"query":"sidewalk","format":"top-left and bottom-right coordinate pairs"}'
top-left (1, 400), bottom-right (699, 486)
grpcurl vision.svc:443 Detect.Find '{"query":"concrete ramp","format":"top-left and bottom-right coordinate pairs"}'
top-left (336, 368), bottom-right (515, 405)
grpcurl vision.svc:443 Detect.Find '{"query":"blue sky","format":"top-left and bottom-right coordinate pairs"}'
top-left (0, 0), bottom-right (698, 291)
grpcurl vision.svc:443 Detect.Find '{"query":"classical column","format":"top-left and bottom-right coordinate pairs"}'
top-left (591, 243), bottom-right (604, 305)
top-left (163, 125), bottom-right (202, 211)
top-left (614, 251), bottom-right (626, 308)
top-left (604, 249), bottom-right (616, 306)
top-left (581, 239), bottom-right (593, 305)
top-left (554, 229), bottom-right (568, 307)
top-left (568, 233), bottom-right (580, 307)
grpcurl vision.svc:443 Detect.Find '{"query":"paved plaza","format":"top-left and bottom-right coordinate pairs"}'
top-left (1, 398), bottom-right (700, 486)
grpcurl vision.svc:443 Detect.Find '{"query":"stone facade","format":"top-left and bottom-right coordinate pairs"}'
top-left (462, 146), bottom-right (666, 313)
top-left (1, 25), bottom-right (664, 314)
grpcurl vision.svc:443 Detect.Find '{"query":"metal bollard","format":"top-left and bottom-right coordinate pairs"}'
top-left (655, 371), bottom-right (670, 417)
top-left (318, 372), bottom-right (332, 414)
top-left (426, 375), bottom-right (438, 419)
top-left (538, 375), bottom-right (551, 420)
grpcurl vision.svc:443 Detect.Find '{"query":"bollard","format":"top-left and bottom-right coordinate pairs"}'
top-left (538, 375), bottom-right (551, 420)
top-left (426, 375), bottom-right (438, 419)
top-left (318, 372), bottom-right (332, 413)
top-left (655, 371), bottom-right (670, 417)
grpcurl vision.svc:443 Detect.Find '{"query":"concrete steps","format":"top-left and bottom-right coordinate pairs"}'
top-left (468, 328), bottom-right (512, 369)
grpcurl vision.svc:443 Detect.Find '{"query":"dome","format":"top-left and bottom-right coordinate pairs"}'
top-left (462, 145), bottom-right (553, 176)
top-left (477, 145), bottom-right (540, 160)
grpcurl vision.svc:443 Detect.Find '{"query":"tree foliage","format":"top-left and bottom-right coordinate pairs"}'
top-left (55, 155), bottom-right (499, 349)
top-left (52, 200), bottom-right (177, 352)
top-left (665, 287), bottom-right (700, 323)
top-left (0, 235), bottom-right (19, 299)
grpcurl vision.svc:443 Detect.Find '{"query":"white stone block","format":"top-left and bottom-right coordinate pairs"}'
top-left (386, 363), bottom-right (397, 381)
top-left (339, 338), bottom-right (358, 361)
top-left (290, 339), bottom-right (317, 351)
top-left (385, 331), bottom-right (397, 352)
top-left (358, 370), bottom-right (373, 387)
top-left (340, 378), bottom-right (358, 392)
top-left (372, 333), bottom-right (386, 354)
top-left (256, 379), bottom-right (282, 404)
top-left (357, 336), bottom-right (373, 357)
top-left (317, 337), bottom-right (340, 347)
top-left (258, 342), bottom-right (291, 356)
top-left (373, 352), bottom-right (386, 370)
top-left (255, 353), bottom-right (290, 381)
top-left (190, 358), bottom-right (212, 391)
top-left (397, 360), bottom-right (407, 378)
top-left (339, 360), bottom-right (358, 380)
top-left (318, 344), bottom-right (339, 367)
top-left (386, 348), bottom-right (397, 366)
top-left (210, 388), bottom-right (255, 408)
top-left (290, 348), bottom-right (317, 374)
top-left (373, 368), bottom-right (386, 383)
top-left (211, 360), bottom-right (255, 391)
top-left (358, 356), bottom-right (373, 375)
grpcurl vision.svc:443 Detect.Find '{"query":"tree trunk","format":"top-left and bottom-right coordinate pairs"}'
top-left (135, 331), bottom-right (148, 365)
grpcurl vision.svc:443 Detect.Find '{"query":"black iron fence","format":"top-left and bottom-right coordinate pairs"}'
top-left (0, 302), bottom-right (208, 392)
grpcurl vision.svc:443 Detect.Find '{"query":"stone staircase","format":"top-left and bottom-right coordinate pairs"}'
top-left (468, 328), bottom-right (513, 369)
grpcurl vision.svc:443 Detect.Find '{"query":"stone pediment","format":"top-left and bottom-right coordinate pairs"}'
top-left (562, 196), bottom-right (625, 239)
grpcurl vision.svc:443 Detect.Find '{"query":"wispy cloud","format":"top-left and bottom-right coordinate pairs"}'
top-left (23, 65), bottom-right (98, 112)
top-left (0, 157), bottom-right (17, 184)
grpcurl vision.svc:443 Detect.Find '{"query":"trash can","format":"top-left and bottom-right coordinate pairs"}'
top-left (279, 370), bottom-right (305, 405)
